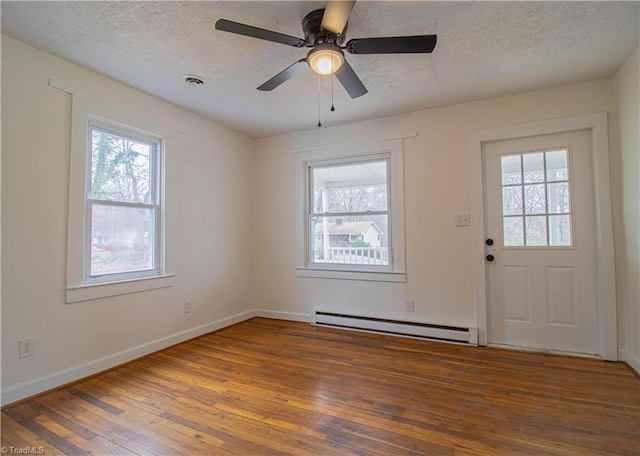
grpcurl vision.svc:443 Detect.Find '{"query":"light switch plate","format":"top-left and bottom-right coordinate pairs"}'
top-left (455, 213), bottom-right (471, 227)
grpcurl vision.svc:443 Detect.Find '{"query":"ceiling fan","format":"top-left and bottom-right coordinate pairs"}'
top-left (215, 0), bottom-right (437, 99)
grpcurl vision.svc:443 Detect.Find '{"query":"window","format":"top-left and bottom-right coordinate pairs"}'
top-left (309, 158), bottom-right (390, 267)
top-left (62, 87), bottom-right (174, 303)
top-left (294, 138), bottom-right (406, 282)
top-left (500, 148), bottom-right (574, 247)
top-left (87, 121), bottom-right (161, 282)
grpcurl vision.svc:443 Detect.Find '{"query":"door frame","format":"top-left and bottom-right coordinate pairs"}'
top-left (468, 113), bottom-right (617, 360)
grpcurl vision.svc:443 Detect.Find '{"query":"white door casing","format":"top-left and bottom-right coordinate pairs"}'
top-left (484, 131), bottom-right (598, 354)
top-left (468, 113), bottom-right (617, 360)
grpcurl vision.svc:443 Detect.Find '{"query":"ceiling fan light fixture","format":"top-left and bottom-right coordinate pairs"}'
top-left (307, 44), bottom-right (344, 75)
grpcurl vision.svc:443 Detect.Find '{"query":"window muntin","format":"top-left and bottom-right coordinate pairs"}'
top-left (500, 149), bottom-right (573, 248)
top-left (86, 123), bottom-right (161, 282)
top-left (308, 158), bottom-right (390, 268)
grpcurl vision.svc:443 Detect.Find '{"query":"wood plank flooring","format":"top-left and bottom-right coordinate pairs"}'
top-left (2, 317), bottom-right (638, 455)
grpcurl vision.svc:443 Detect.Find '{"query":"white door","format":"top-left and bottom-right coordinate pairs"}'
top-left (483, 130), bottom-right (599, 355)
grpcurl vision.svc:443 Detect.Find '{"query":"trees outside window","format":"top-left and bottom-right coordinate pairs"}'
top-left (295, 138), bottom-right (406, 282)
top-left (500, 149), bottom-right (573, 247)
top-left (86, 123), bottom-right (161, 281)
top-left (309, 159), bottom-right (390, 266)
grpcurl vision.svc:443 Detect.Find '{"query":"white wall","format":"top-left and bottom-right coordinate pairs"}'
top-left (253, 78), bottom-right (615, 330)
top-left (1, 36), bottom-right (254, 403)
top-left (612, 47), bottom-right (640, 372)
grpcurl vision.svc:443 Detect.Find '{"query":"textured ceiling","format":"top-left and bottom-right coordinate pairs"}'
top-left (2, 1), bottom-right (638, 138)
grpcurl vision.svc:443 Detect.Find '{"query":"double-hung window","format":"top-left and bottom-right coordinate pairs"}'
top-left (62, 86), bottom-right (174, 304)
top-left (86, 121), bottom-right (161, 282)
top-left (309, 158), bottom-right (391, 269)
top-left (295, 138), bottom-right (406, 282)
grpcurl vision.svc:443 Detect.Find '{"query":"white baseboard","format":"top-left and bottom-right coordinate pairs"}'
top-left (253, 308), bottom-right (311, 323)
top-left (1, 309), bottom-right (256, 406)
top-left (619, 348), bottom-right (640, 375)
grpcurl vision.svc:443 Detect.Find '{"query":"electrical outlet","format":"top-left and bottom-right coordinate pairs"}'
top-left (19, 337), bottom-right (35, 359)
top-left (184, 300), bottom-right (192, 314)
top-left (404, 299), bottom-right (415, 312)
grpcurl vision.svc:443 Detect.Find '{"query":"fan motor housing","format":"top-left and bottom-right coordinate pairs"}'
top-left (302, 9), bottom-right (347, 46)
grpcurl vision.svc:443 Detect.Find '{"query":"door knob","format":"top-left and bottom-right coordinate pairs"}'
top-left (486, 254), bottom-right (495, 262)
top-left (485, 238), bottom-right (494, 246)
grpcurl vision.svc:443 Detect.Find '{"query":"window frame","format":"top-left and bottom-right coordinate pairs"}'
top-left (294, 139), bottom-right (406, 283)
top-left (65, 90), bottom-right (174, 304)
top-left (307, 155), bottom-right (393, 273)
top-left (84, 119), bottom-right (163, 284)
top-left (498, 146), bottom-right (577, 250)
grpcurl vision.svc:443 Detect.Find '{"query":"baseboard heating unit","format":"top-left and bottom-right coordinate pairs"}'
top-left (313, 310), bottom-right (478, 346)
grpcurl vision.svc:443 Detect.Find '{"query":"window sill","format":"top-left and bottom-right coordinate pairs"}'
top-left (66, 274), bottom-right (176, 304)
top-left (296, 268), bottom-right (406, 283)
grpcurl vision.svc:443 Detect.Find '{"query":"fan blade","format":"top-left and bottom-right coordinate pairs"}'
top-left (257, 59), bottom-right (308, 91)
top-left (335, 59), bottom-right (367, 98)
top-left (215, 19), bottom-right (306, 47)
top-left (321, 1), bottom-right (356, 35)
top-left (346, 35), bottom-right (437, 54)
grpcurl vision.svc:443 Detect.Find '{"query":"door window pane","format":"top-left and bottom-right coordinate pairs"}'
top-left (547, 182), bottom-right (570, 214)
top-left (524, 184), bottom-right (546, 214)
top-left (502, 186), bottom-right (523, 215)
top-left (523, 152), bottom-right (545, 183)
top-left (548, 215), bottom-right (572, 246)
top-left (503, 217), bottom-right (524, 247)
top-left (546, 149), bottom-right (568, 181)
top-left (525, 216), bottom-right (547, 246)
top-left (501, 155), bottom-right (521, 184)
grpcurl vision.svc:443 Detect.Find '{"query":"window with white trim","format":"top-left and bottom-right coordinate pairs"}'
top-left (61, 85), bottom-right (175, 303)
top-left (86, 121), bottom-right (162, 282)
top-left (295, 139), bottom-right (406, 282)
top-left (309, 157), bottom-right (391, 268)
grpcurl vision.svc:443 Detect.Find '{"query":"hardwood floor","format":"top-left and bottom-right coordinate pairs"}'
top-left (2, 317), bottom-right (638, 455)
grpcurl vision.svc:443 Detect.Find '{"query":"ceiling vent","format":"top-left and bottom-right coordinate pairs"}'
top-left (184, 75), bottom-right (205, 86)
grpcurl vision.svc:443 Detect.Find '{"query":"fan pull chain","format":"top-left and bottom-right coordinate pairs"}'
top-left (317, 75), bottom-right (322, 127)
top-left (330, 59), bottom-right (335, 112)
top-left (331, 74), bottom-right (336, 112)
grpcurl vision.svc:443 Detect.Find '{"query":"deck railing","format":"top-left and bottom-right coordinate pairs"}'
top-left (315, 247), bottom-right (389, 265)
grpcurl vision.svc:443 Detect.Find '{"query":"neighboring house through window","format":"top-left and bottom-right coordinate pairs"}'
top-left (294, 137), bottom-right (407, 282)
top-left (310, 159), bottom-right (390, 266)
